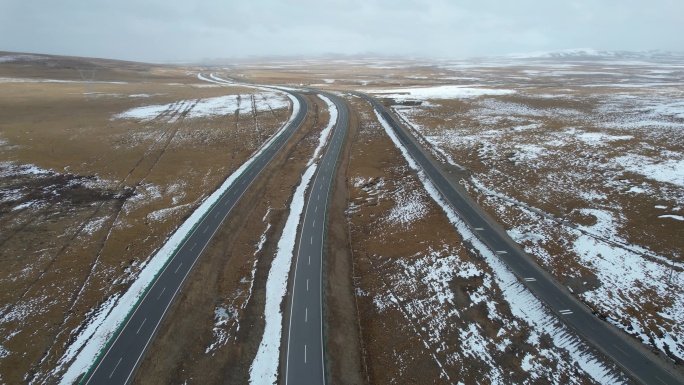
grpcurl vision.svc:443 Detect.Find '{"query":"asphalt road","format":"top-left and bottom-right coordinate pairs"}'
top-left (81, 91), bottom-right (308, 385)
top-left (358, 93), bottom-right (683, 385)
top-left (284, 92), bottom-right (349, 385)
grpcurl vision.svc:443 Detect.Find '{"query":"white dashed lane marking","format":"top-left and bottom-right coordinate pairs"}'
top-left (109, 358), bottom-right (122, 379)
top-left (613, 344), bottom-right (630, 357)
top-left (136, 318), bottom-right (147, 334)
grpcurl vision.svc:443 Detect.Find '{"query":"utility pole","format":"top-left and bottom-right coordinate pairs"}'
top-left (77, 68), bottom-right (97, 101)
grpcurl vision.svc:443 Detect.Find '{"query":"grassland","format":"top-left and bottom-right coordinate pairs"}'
top-left (0, 52), bottom-right (290, 383)
top-left (2, 51), bottom-right (683, 384)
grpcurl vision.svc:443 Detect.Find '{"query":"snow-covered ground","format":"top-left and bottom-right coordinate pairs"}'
top-left (309, 94), bottom-right (337, 165)
top-left (369, 85), bottom-right (515, 101)
top-left (113, 93), bottom-right (289, 121)
top-left (385, 71), bottom-right (684, 362)
top-left (374, 110), bottom-right (625, 383)
top-left (0, 53), bottom-right (48, 63)
top-left (0, 77), bottom-right (128, 84)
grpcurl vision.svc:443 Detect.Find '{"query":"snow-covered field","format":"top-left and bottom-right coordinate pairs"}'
top-left (369, 85), bottom-right (516, 100)
top-left (375, 111), bottom-right (624, 383)
top-left (114, 93), bottom-right (289, 121)
top-left (378, 65), bottom-right (684, 362)
top-left (343, 101), bottom-right (626, 383)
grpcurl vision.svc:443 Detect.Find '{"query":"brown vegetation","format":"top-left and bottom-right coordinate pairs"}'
top-left (0, 54), bottom-right (289, 383)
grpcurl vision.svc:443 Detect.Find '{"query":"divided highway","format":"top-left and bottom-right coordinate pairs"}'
top-left (284, 92), bottom-right (349, 385)
top-left (358, 93), bottom-right (683, 385)
top-left (81, 91), bottom-right (308, 385)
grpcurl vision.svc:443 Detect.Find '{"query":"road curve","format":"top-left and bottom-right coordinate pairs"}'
top-left (357, 93), bottom-right (684, 385)
top-left (80, 91), bottom-right (309, 385)
top-left (284, 92), bottom-right (349, 385)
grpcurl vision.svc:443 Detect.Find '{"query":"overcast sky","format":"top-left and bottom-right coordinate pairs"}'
top-left (1, 0), bottom-right (682, 62)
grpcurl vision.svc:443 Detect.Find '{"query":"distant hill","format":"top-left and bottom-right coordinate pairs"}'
top-left (0, 51), bottom-right (164, 82)
top-left (505, 48), bottom-right (684, 61)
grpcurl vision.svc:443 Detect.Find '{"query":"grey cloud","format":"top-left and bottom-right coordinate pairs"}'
top-left (0, 0), bottom-right (681, 62)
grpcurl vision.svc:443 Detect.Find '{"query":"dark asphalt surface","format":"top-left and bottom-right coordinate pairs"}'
top-left (358, 93), bottom-right (683, 385)
top-left (284, 92), bottom-right (349, 385)
top-left (81, 92), bottom-right (308, 385)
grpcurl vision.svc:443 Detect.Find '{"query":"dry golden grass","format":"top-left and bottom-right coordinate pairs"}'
top-left (0, 54), bottom-right (290, 383)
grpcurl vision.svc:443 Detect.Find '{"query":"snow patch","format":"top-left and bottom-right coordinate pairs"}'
top-left (385, 189), bottom-right (429, 228)
top-left (370, 85), bottom-right (515, 100)
top-left (0, 54), bottom-right (47, 62)
top-left (114, 93), bottom-right (288, 121)
top-left (659, 214), bottom-right (684, 221)
top-left (82, 217), bottom-right (108, 235)
top-left (309, 94), bottom-right (337, 166)
top-left (614, 155), bottom-right (684, 188)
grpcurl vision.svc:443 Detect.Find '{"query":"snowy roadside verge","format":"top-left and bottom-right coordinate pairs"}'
top-left (374, 110), bottom-right (624, 384)
top-left (248, 164), bottom-right (316, 384)
top-left (249, 94), bottom-right (337, 385)
top-left (54, 81), bottom-right (300, 384)
top-left (310, 94), bottom-right (338, 165)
